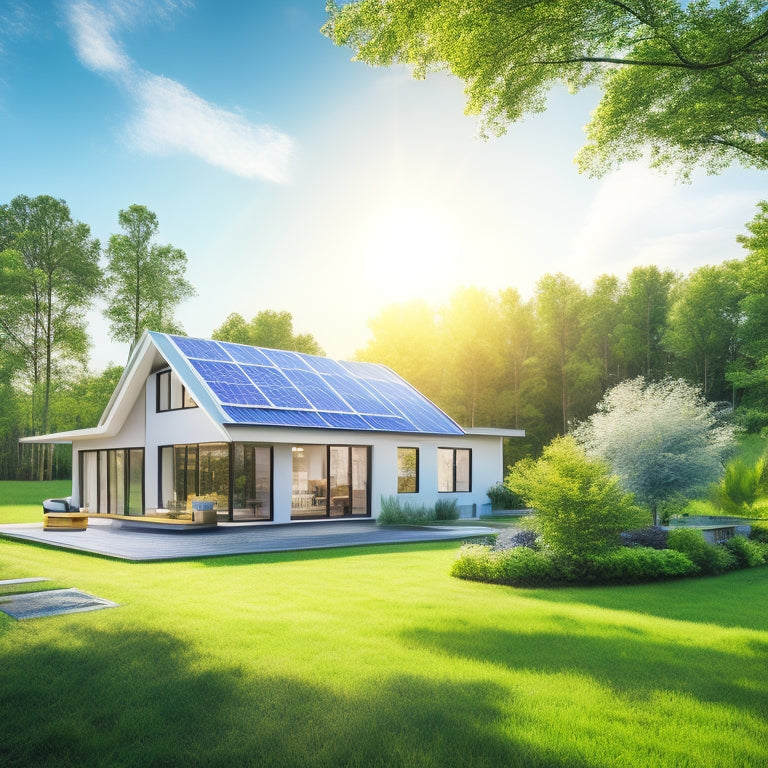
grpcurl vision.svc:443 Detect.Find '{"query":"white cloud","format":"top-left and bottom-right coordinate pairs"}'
top-left (128, 74), bottom-right (294, 183)
top-left (64, 0), bottom-right (294, 183)
top-left (67, 1), bottom-right (130, 74)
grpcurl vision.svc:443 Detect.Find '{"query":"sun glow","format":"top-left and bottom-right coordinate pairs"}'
top-left (363, 204), bottom-right (459, 303)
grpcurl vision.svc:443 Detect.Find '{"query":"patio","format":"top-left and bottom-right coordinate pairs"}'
top-left (0, 517), bottom-right (496, 562)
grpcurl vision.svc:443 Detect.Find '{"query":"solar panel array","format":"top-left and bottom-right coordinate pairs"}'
top-left (167, 335), bottom-right (463, 435)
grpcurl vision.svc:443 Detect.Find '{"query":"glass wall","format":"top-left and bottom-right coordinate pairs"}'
top-left (79, 448), bottom-right (144, 515)
top-left (232, 444), bottom-right (272, 521)
top-left (159, 442), bottom-right (230, 519)
top-left (291, 444), bottom-right (370, 520)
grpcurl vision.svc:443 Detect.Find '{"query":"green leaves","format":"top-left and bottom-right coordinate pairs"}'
top-left (325, 0), bottom-right (768, 176)
top-left (103, 204), bottom-right (195, 349)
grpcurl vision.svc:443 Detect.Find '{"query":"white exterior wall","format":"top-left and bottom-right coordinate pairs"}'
top-left (144, 374), bottom-right (229, 509)
top-left (228, 425), bottom-right (505, 521)
top-left (70, 394), bottom-right (147, 508)
top-left (69, 372), bottom-right (511, 520)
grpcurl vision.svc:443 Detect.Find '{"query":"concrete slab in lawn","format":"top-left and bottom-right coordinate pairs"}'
top-left (0, 578), bottom-right (49, 587)
top-left (0, 588), bottom-right (119, 620)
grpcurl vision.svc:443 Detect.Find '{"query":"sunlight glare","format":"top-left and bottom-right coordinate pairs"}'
top-left (363, 204), bottom-right (459, 302)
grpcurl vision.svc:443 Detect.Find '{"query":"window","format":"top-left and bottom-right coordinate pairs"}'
top-left (291, 444), bottom-right (370, 520)
top-left (79, 448), bottom-right (144, 515)
top-left (397, 447), bottom-right (419, 493)
top-left (156, 369), bottom-right (197, 412)
top-left (437, 448), bottom-right (471, 493)
top-left (158, 442), bottom-right (230, 518)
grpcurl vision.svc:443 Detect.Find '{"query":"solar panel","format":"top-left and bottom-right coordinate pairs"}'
top-left (160, 333), bottom-right (464, 435)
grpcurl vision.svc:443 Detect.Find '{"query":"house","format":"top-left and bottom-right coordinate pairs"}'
top-left (23, 331), bottom-right (523, 524)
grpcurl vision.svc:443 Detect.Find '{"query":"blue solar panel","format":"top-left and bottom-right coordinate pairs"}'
top-left (362, 414), bottom-right (419, 432)
top-left (157, 333), bottom-right (464, 434)
top-left (189, 359), bottom-right (251, 384)
top-left (222, 406), bottom-right (329, 428)
top-left (305, 355), bottom-right (347, 376)
top-left (171, 336), bottom-right (230, 361)
top-left (208, 382), bottom-right (270, 407)
top-left (281, 369), bottom-right (352, 412)
top-left (262, 348), bottom-right (313, 371)
top-left (322, 373), bottom-right (393, 415)
top-left (319, 412), bottom-right (371, 430)
top-left (225, 344), bottom-right (273, 366)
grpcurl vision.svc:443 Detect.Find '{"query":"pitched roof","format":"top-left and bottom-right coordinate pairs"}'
top-left (151, 332), bottom-right (464, 435)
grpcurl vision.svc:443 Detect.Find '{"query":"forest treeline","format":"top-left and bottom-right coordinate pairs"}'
top-left (2, 197), bottom-right (768, 480)
top-left (356, 202), bottom-right (768, 465)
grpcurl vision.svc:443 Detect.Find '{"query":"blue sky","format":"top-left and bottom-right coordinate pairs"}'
top-left (1, 0), bottom-right (765, 371)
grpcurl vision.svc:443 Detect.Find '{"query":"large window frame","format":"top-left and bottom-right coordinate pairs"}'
top-left (291, 444), bottom-right (371, 520)
top-left (156, 369), bottom-right (197, 413)
top-left (437, 447), bottom-right (472, 493)
top-left (79, 447), bottom-right (145, 516)
top-left (397, 447), bottom-right (419, 493)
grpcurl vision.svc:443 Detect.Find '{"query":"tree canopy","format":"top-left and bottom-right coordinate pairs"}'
top-left (0, 194), bottom-right (101, 478)
top-left (573, 377), bottom-right (735, 523)
top-left (104, 204), bottom-right (195, 351)
top-left (324, 0), bottom-right (768, 177)
top-left (212, 310), bottom-right (324, 355)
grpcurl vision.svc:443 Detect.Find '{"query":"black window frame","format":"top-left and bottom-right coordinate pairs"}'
top-left (79, 447), bottom-right (145, 515)
top-left (156, 369), bottom-right (198, 413)
top-left (397, 447), bottom-right (419, 493)
top-left (437, 447), bottom-right (472, 493)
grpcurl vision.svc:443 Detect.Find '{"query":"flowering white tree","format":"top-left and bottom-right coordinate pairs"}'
top-left (573, 378), bottom-right (735, 524)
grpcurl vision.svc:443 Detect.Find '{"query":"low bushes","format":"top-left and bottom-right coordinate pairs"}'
top-left (486, 482), bottom-right (525, 511)
top-left (667, 528), bottom-right (737, 574)
top-left (749, 520), bottom-right (768, 543)
top-left (434, 498), bottom-right (459, 520)
top-left (452, 525), bottom-right (768, 588)
top-left (451, 544), bottom-right (697, 587)
top-left (377, 495), bottom-right (459, 525)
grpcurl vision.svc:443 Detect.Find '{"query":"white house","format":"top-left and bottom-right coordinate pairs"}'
top-left (23, 331), bottom-right (523, 525)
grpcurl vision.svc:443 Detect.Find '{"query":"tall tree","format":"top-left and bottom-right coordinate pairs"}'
top-left (580, 274), bottom-right (622, 391)
top-left (212, 310), bottom-right (324, 355)
top-left (615, 266), bottom-right (677, 379)
top-left (728, 200), bottom-right (768, 426)
top-left (664, 263), bottom-right (743, 401)
top-left (104, 204), bottom-right (195, 351)
top-left (533, 273), bottom-right (597, 434)
top-left (325, 1), bottom-right (768, 178)
top-left (0, 194), bottom-right (101, 478)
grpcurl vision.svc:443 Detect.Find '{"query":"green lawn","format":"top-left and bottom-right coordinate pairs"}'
top-left (0, 480), bottom-right (72, 523)
top-left (0, 484), bottom-right (766, 767)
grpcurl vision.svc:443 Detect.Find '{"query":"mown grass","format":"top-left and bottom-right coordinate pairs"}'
top-left (0, 484), bottom-right (766, 767)
top-left (0, 480), bottom-right (72, 523)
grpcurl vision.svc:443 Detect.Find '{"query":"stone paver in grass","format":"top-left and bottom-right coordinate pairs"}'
top-left (0, 588), bottom-right (119, 620)
top-left (0, 577), bottom-right (49, 586)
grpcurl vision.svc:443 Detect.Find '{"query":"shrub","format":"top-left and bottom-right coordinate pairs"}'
top-left (749, 520), bottom-right (768, 543)
top-left (493, 547), bottom-right (562, 587)
top-left (710, 456), bottom-right (768, 515)
top-left (377, 495), bottom-right (435, 525)
top-left (667, 528), bottom-right (737, 574)
top-left (486, 482), bottom-right (525, 511)
top-left (493, 528), bottom-right (540, 551)
top-left (723, 535), bottom-right (768, 568)
top-left (620, 526), bottom-right (669, 550)
top-left (583, 547), bottom-right (696, 584)
top-left (507, 436), bottom-right (649, 559)
top-left (434, 498), bottom-right (459, 520)
top-left (450, 544), bottom-right (499, 582)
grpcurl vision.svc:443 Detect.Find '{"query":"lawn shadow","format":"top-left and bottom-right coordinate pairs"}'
top-left (522, 567), bottom-right (768, 632)
top-left (0, 623), bottom-right (584, 768)
top-left (399, 618), bottom-right (768, 722)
